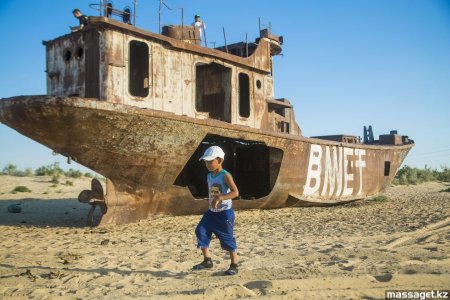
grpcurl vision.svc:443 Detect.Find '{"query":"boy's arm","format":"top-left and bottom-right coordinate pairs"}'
top-left (220, 173), bottom-right (239, 200)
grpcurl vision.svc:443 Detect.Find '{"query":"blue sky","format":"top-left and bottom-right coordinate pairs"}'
top-left (0, 0), bottom-right (449, 172)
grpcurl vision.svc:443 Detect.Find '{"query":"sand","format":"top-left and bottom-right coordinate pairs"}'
top-left (0, 175), bottom-right (449, 299)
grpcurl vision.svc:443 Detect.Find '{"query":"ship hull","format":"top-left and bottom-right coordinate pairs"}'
top-left (0, 96), bottom-right (414, 225)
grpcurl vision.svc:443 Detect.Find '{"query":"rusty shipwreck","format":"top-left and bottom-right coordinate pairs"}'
top-left (0, 9), bottom-right (414, 226)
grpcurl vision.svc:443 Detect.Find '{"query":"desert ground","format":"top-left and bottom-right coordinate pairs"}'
top-left (0, 175), bottom-right (449, 299)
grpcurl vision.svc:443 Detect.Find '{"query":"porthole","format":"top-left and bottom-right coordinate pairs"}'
top-left (64, 49), bottom-right (72, 62)
top-left (75, 47), bottom-right (84, 60)
top-left (256, 79), bottom-right (262, 89)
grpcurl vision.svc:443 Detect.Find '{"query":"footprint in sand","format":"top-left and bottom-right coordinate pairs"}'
top-left (244, 280), bottom-right (273, 296)
top-left (340, 265), bottom-right (355, 271)
top-left (372, 273), bottom-right (393, 282)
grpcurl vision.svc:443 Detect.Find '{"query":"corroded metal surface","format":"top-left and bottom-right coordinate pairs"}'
top-left (43, 18), bottom-right (293, 135)
top-left (0, 96), bottom-right (413, 226)
top-left (0, 16), bottom-right (414, 226)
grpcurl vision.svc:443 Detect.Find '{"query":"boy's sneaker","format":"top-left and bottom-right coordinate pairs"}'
top-left (193, 257), bottom-right (213, 270)
top-left (224, 263), bottom-right (238, 275)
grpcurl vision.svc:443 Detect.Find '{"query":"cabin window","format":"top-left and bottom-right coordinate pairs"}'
top-left (239, 73), bottom-right (250, 118)
top-left (195, 63), bottom-right (232, 122)
top-left (384, 161), bottom-right (391, 176)
top-left (129, 40), bottom-right (149, 97)
top-left (256, 79), bottom-right (262, 90)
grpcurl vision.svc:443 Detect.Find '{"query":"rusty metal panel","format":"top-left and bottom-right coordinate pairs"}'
top-left (181, 52), bottom-right (194, 116)
top-left (0, 96), bottom-right (414, 225)
top-left (46, 23), bottom-right (280, 130)
top-left (88, 17), bottom-right (271, 73)
top-left (379, 134), bottom-right (402, 145)
top-left (46, 31), bottom-right (86, 97)
top-left (253, 73), bottom-right (265, 129)
top-left (162, 25), bottom-right (201, 45)
top-left (106, 31), bottom-right (124, 67)
top-left (164, 50), bottom-right (182, 114)
top-left (259, 76), bottom-right (275, 131)
top-left (99, 31), bottom-right (108, 101)
top-left (104, 31), bottom-right (125, 104)
top-left (111, 31), bottom-right (125, 103)
top-left (152, 43), bottom-right (164, 111)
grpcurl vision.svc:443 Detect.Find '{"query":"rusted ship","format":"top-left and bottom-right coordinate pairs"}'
top-left (0, 7), bottom-right (414, 226)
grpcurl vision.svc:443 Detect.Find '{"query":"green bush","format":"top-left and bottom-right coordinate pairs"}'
top-left (1, 164), bottom-right (35, 177)
top-left (1, 164), bottom-right (26, 176)
top-left (12, 186), bottom-right (31, 193)
top-left (2, 163), bottom-right (96, 179)
top-left (35, 163), bottom-right (64, 176)
top-left (436, 167), bottom-right (450, 182)
top-left (64, 180), bottom-right (74, 186)
top-left (24, 168), bottom-right (34, 177)
top-left (2, 164), bottom-right (17, 175)
top-left (371, 195), bottom-right (388, 202)
top-left (392, 165), bottom-right (450, 185)
top-left (51, 174), bottom-right (61, 184)
top-left (65, 169), bottom-right (82, 178)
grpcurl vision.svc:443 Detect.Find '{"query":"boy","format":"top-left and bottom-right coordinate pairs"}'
top-left (191, 14), bottom-right (206, 38)
top-left (194, 146), bottom-right (239, 275)
top-left (72, 9), bottom-right (88, 31)
top-left (191, 14), bottom-right (206, 46)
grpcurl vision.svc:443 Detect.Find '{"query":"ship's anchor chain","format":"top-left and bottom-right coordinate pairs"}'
top-left (78, 179), bottom-right (108, 226)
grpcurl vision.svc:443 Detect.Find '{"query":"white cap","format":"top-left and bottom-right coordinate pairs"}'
top-left (199, 146), bottom-right (225, 161)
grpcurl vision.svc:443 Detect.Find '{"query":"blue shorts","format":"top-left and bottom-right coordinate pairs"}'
top-left (195, 209), bottom-right (237, 252)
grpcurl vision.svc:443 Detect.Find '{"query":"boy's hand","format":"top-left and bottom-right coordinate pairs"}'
top-left (212, 196), bottom-right (222, 209)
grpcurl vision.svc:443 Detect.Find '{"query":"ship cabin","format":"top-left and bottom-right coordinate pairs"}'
top-left (44, 17), bottom-right (301, 136)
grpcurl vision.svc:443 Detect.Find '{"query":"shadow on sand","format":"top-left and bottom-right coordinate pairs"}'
top-left (0, 263), bottom-right (190, 279)
top-left (0, 198), bottom-right (93, 228)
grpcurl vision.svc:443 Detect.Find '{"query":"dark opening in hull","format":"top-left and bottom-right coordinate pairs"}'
top-left (174, 134), bottom-right (284, 200)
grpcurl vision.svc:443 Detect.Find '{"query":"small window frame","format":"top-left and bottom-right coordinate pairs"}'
top-left (238, 72), bottom-right (250, 118)
top-left (128, 40), bottom-right (150, 98)
top-left (384, 161), bottom-right (391, 176)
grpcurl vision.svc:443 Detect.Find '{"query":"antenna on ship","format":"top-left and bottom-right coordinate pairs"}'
top-left (223, 27), bottom-right (228, 53)
top-left (246, 32), bottom-right (249, 57)
top-left (258, 17), bottom-right (272, 37)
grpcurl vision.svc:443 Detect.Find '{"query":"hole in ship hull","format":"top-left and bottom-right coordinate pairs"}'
top-left (174, 134), bottom-right (283, 200)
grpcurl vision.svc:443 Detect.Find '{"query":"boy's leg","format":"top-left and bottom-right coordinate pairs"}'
top-left (201, 247), bottom-right (211, 258)
top-left (195, 213), bottom-right (213, 251)
top-left (213, 210), bottom-right (238, 275)
top-left (193, 213), bottom-right (214, 270)
top-left (225, 251), bottom-right (238, 275)
top-left (215, 209), bottom-right (237, 253)
top-left (230, 250), bottom-right (238, 264)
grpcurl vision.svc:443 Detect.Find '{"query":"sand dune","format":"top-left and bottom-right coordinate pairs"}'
top-left (0, 175), bottom-right (449, 299)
